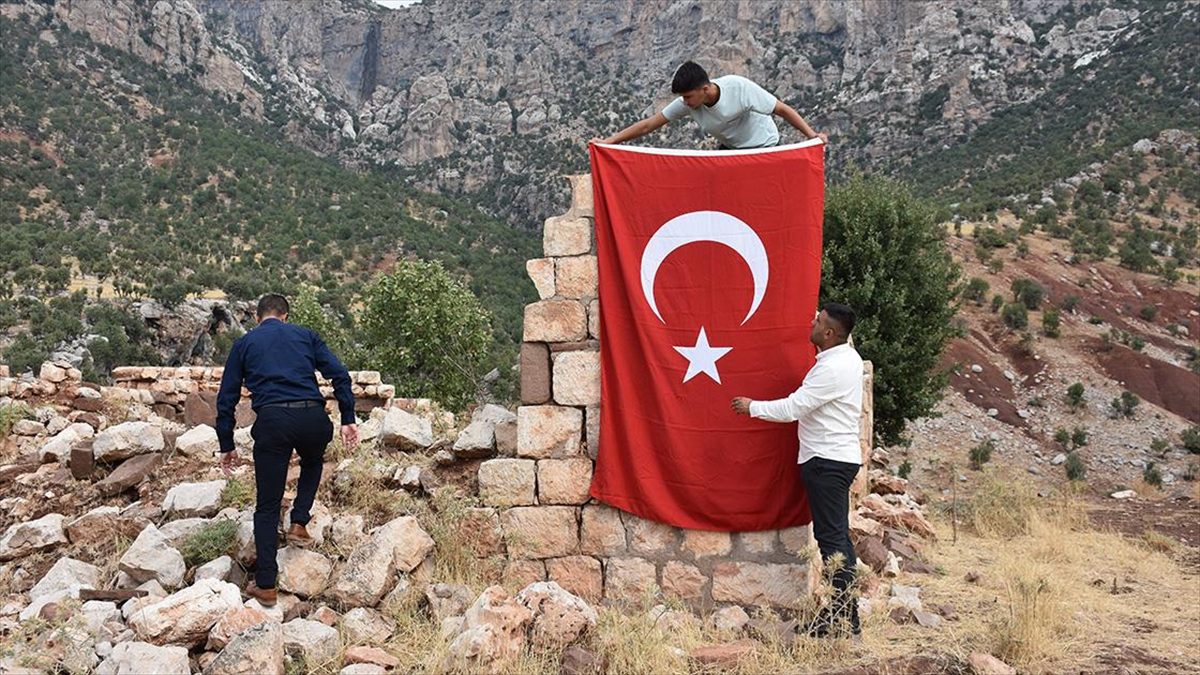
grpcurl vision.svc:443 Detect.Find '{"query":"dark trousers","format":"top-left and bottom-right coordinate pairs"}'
top-left (250, 405), bottom-right (333, 588)
top-left (800, 456), bottom-right (862, 634)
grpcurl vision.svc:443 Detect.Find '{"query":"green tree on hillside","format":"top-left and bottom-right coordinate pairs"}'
top-left (821, 175), bottom-right (961, 446)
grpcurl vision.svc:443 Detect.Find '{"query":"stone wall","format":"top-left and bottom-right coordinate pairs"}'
top-left (478, 175), bottom-right (874, 610)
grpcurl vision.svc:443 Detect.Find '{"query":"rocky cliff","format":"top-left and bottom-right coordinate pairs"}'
top-left (38, 0), bottom-right (1188, 228)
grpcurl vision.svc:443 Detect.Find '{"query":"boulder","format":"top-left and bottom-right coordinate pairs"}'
top-left (711, 605), bottom-right (751, 633)
top-left (343, 646), bottom-right (399, 669)
top-left (277, 547), bottom-right (333, 598)
top-left (968, 652), bottom-right (1017, 675)
top-left (0, 513), bottom-right (67, 561)
top-left (340, 607), bottom-right (393, 644)
top-left (128, 578), bottom-right (242, 646)
top-left (94, 453), bottom-right (162, 496)
top-left (29, 557), bottom-right (101, 602)
top-left (425, 583), bottom-right (474, 622)
top-left (203, 621), bottom-right (284, 675)
top-left (39, 423), bottom-right (94, 464)
top-left (379, 408), bottom-right (433, 451)
top-left (93, 421), bottom-right (164, 462)
top-left (94, 642), bottom-right (190, 675)
top-left (452, 405), bottom-right (516, 458)
top-left (176, 424), bottom-right (220, 457)
top-left (329, 516), bottom-right (433, 607)
top-left (282, 618), bottom-right (341, 671)
top-left (516, 581), bottom-right (598, 647)
top-left (163, 480), bottom-right (227, 518)
top-left (444, 586), bottom-right (533, 673)
top-left (195, 555), bottom-right (234, 582)
top-left (118, 525), bottom-right (186, 590)
top-left (207, 605), bottom-right (273, 650)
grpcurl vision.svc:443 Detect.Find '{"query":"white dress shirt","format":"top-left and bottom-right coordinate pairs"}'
top-left (748, 342), bottom-right (864, 465)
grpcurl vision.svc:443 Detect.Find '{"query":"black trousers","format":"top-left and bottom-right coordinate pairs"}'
top-left (800, 456), bottom-right (862, 634)
top-left (250, 405), bottom-right (333, 588)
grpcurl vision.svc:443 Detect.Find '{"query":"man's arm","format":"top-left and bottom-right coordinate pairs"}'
top-left (312, 332), bottom-right (356, 429)
top-left (593, 112), bottom-right (670, 145)
top-left (772, 100), bottom-right (823, 141)
top-left (732, 361), bottom-right (840, 423)
top-left (215, 339), bottom-right (245, 454)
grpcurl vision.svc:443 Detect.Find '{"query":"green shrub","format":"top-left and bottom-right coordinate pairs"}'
top-left (991, 295), bottom-right (1004, 313)
top-left (821, 175), bottom-right (961, 446)
top-left (1139, 305), bottom-right (1158, 321)
top-left (179, 520), bottom-right (238, 566)
top-left (1071, 426), bottom-right (1088, 448)
top-left (897, 459), bottom-right (913, 479)
top-left (1042, 307), bottom-right (1061, 338)
top-left (1150, 437), bottom-right (1171, 457)
top-left (1053, 427), bottom-right (1071, 449)
top-left (220, 476), bottom-right (255, 509)
top-left (1066, 382), bottom-right (1086, 410)
top-left (1010, 278), bottom-right (1045, 309)
top-left (1061, 295), bottom-right (1080, 312)
top-left (969, 439), bottom-right (995, 470)
top-left (1001, 303), bottom-right (1028, 329)
top-left (1065, 452), bottom-right (1086, 481)
top-left (1110, 391), bottom-right (1140, 418)
top-left (1142, 462), bottom-right (1162, 488)
top-left (1183, 426), bottom-right (1200, 454)
top-left (0, 402), bottom-right (33, 438)
top-left (964, 277), bottom-right (990, 304)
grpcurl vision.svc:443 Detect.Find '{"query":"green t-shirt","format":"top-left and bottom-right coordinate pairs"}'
top-left (662, 75), bottom-right (780, 148)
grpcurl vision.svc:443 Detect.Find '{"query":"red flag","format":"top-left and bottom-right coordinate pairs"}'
top-left (588, 140), bottom-right (825, 532)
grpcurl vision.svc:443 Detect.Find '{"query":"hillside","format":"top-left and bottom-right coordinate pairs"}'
top-left (0, 12), bottom-right (538, 376)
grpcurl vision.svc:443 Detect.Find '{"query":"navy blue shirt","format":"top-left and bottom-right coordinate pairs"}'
top-left (215, 318), bottom-right (355, 452)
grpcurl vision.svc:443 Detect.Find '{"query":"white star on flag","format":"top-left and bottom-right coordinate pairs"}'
top-left (673, 327), bottom-right (732, 384)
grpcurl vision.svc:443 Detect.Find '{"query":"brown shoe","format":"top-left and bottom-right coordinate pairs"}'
top-left (245, 583), bottom-right (277, 607)
top-left (285, 523), bottom-right (314, 547)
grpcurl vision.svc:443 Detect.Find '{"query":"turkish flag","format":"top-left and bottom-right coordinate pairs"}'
top-left (588, 140), bottom-right (825, 532)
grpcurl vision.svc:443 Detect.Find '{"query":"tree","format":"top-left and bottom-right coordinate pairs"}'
top-left (358, 260), bottom-right (493, 410)
top-left (822, 175), bottom-right (960, 446)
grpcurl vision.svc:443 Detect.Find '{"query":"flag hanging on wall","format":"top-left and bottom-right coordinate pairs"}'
top-left (588, 139), bottom-right (825, 532)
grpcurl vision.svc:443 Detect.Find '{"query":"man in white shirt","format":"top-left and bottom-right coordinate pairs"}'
top-left (731, 302), bottom-right (863, 638)
top-left (593, 61), bottom-right (824, 149)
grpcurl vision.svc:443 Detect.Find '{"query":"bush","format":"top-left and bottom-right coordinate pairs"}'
top-left (0, 402), bottom-right (33, 438)
top-left (1042, 307), bottom-right (1061, 338)
top-left (1150, 437), bottom-right (1171, 457)
top-left (1010, 278), bottom-right (1045, 309)
top-left (1109, 391), bottom-right (1140, 418)
top-left (1139, 305), bottom-right (1158, 321)
top-left (179, 520), bottom-right (238, 566)
top-left (1183, 426), bottom-right (1200, 454)
top-left (1001, 303), bottom-right (1028, 329)
top-left (821, 176), bottom-right (961, 446)
top-left (1061, 294), bottom-right (1080, 312)
top-left (964, 277), bottom-right (990, 304)
top-left (991, 294), bottom-right (1004, 313)
top-left (1053, 427), bottom-right (1071, 449)
top-left (1065, 382), bottom-right (1085, 410)
top-left (1071, 426), bottom-right (1088, 448)
top-left (1064, 452), bottom-right (1086, 481)
top-left (969, 439), bottom-right (995, 470)
top-left (1142, 462), bottom-right (1162, 488)
top-left (897, 459), bottom-right (913, 479)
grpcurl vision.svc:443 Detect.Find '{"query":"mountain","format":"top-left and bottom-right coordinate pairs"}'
top-left (40, 0), bottom-right (1200, 228)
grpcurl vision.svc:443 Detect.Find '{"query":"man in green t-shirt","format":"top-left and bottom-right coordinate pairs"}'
top-left (593, 61), bottom-right (825, 149)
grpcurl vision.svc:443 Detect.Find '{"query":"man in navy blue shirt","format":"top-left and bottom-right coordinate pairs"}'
top-left (216, 293), bottom-right (358, 606)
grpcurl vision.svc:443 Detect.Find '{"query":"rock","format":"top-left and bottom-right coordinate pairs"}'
top-left (11, 419), bottom-right (45, 436)
top-left (94, 453), bottom-right (162, 496)
top-left (883, 551), bottom-right (901, 577)
top-left (69, 440), bottom-right (96, 479)
top-left (310, 606), bottom-right (339, 626)
top-left (969, 652), bottom-right (1017, 675)
top-left (500, 506), bottom-right (580, 558)
top-left (889, 583), bottom-right (923, 611)
top-left (203, 621), bottom-right (283, 675)
top-left (183, 392), bottom-right (218, 427)
top-left (516, 581), bottom-right (598, 647)
top-left (159, 517), bottom-right (212, 546)
top-left (986, 408), bottom-right (999, 417)
top-left (379, 408), bottom-right (433, 451)
top-left (965, 570), bottom-right (982, 583)
top-left (341, 607), bottom-right (393, 644)
top-left (339, 665), bottom-right (387, 675)
top-left (516, 405), bottom-right (582, 458)
top-left (118, 525), bottom-right (186, 590)
top-left (711, 605), bottom-right (750, 633)
top-left (444, 586), bottom-right (533, 673)
top-left (689, 639), bottom-right (760, 668)
top-left (329, 516), bottom-right (433, 607)
top-left (93, 421), bottom-right (164, 462)
top-left (0, 513), bottom-right (67, 561)
top-left (552, 351), bottom-right (600, 406)
top-left (1051, 453), bottom-right (1067, 465)
top-left (912, 608), bottom-right (942, 628)
top-left (344, 646), bottom-right (400, 669)
top-left (129, 578), bottom-right (242, 646)
top-left (277, 547), bottom-right (333, 599)
top-left (559, 645), bottom-right (606, 675)
top-left (282, 618), bottom-right (341, 672)
top-left (859, 493), bottom-right (937, 539)
top-left (283, 501), bottom-right (332, 546)
top-left (163, 480), bottom-right (227, 518)
top-left (452, 404), bottom-right (515, 458)
top-left (95, 642), bottom-right (190, 675)
top-left (39, 423), bottom-right (94, 464)
top-left (1111, 490), bottom-right (1136, 500)
top-left (195, 555), bottom-right (234, 582)
top-left (207, 605), bottom-right (273, 650)
top-left (40, 362), bottom-right (68, 382)
top-left (175, 424), bottom-right (219, 457)
top-left (425, 583), bottom-right (474, 622)
top-left (711, 562), bottom-right (809, 608)
top-left (29, 557), bottom-right (101, 602)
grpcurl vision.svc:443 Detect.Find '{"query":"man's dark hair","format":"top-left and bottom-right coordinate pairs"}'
top-left (823, 302), bottom-right (856, 339)
top-left (257, 293), bottom-right (290, 319)
top-left (671, 61), bottom-right (709, 93)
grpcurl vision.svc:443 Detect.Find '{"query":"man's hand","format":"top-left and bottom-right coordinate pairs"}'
top-left (341, 424), bottom-right (359, 450)
top-left (730, 397), bottom-right (753, 416)
top-left (816, 132), bottom-right (829, 144)
top-left (219, 449), bottom-right (237, 475)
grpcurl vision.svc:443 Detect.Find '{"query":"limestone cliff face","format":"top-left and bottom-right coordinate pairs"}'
top-left (37, 0), bottom-right (1150, 225)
